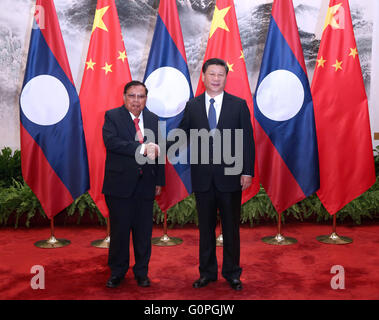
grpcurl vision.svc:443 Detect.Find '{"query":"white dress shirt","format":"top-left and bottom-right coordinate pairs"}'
top-left (205, 91), bottom-right (224, 125)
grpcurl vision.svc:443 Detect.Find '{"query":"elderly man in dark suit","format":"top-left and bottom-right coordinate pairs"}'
top-left (177, 58), bottom-right (255, 291)
top-left (102, 80), bottom-right (164, 288)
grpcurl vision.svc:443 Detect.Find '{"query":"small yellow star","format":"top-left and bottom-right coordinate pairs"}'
top-left (101, 62), bottom-right (112, 75)
top-left (349, 47), bottom-right (358, 59)
top-left (117, 51), bottom-right (127, 63)
top-left (239, 50), bottom-right (245, 60)
top-left (226, 62), bottom-right (234, 72)
top-left (92, 6), bottom-right (110, 33)
top-left (332, 59), bottom-right (343, 72)
top-left (209, 6), bottom-right (231, 38)
top-left (86, 58), bottom-right (96, 70)
top-left (316, 56), bottom-right (326, 68)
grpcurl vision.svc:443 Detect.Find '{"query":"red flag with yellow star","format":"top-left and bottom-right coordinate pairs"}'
top-left (311, 0), bottom-right (375, 215)
top-left (196, 0), bottom-right (260, 203)
top-left (79, 0), bottom-right (132, 217)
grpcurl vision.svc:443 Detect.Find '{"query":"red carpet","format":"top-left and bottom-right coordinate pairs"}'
top-left (1, 222), bottom-right (379, 300)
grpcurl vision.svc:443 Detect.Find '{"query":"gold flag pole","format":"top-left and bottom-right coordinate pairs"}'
top-left (91, 217), bottom-right (111, 248)
top-left (216, 218), bottom-right (223, 247)
top-left (316, 214), bottom-right (352, 244)
top-left (34, 217), bottom-right (71, 248)
top-left (152, 211), bottom-right (183, 246)
top-left (262, 212), bottom-right (297, 245)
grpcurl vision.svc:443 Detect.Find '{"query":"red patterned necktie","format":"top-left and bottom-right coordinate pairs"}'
top-left (133, 118), bottom-right (144, 144)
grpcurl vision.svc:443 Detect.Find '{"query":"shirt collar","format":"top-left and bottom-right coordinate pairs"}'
top-left (129, 110), bottom-right (143, 122)
top-left (205, 91), bottom-right (224, 106)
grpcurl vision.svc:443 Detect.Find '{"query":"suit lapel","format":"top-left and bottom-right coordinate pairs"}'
top-left (217, 91), bottom-right (230, 130)
top-left (120, 105), bottom-right (137, 139)
top-left (143, 108), bottom-right (152, 131)
top-left (197, 93), bottom-right (210, 130)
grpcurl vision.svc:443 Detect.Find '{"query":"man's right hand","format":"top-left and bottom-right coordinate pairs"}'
top-left (145, 142), bottom-right (160, 160)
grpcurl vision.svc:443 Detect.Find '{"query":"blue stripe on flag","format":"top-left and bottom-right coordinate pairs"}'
top-left (20, 26), bottom-right (89, 199)
top-left (253, 18), bottom-right (319, 196)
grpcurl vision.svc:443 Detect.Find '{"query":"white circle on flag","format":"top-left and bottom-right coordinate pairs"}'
top-left (256, 69), bottom-right (304, 121)
top-left (20, 74), bottom-right (70, 126)
top-left (145, 66), bottom-right (190, 118)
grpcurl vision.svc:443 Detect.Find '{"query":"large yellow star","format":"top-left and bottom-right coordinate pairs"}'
top-left (226, 62), bottom-right (234, 72)
top-left (316, 56), bottom-right (326, 68)
top-left (101, 62), bottom-right (112, 75)
top-left (332, 59), bottom-right (343, 72)
top-left (117, 51), bottom-right (127, 63)
top-left (209, 6), bottom-right (231, 39)
top-left (86, 58), bottom-right (96, 70)
top-left (349, 47), bottom-right (358, 59)
top-left (323, 3), bottom-right (343, 31)
top-left (92, 6), bottom-right (110, 33)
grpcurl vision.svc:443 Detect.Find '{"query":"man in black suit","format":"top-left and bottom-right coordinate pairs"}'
top-left (102, 80), bottom-right (164, 288)
top-left (176, 58), bottom-right (254, 291)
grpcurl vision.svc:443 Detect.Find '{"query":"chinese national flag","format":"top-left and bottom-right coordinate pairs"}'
top-left (196, 0), bottom-right (260, 203)
top-left (79, 0), bottom-right (132, 217)
top-left (311, 0), bottom-right (376, 215)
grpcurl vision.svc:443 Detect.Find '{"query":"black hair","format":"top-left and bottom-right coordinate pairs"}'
top-left (123, 80), bottom-right (148, 95)
top-left (202, 58), bottom-right (229, 75)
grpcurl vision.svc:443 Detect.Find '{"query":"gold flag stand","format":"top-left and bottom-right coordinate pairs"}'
top-left (316, 214), bottom-right (352, 244)
top-left (34, 218), bottom-right (71, 248)
top-left (216, 219), bottom-right (223, 247)
top-left (152, 211), bottom-right (182, 246)
top-left (91, 217), bottom-right (110, 248)
top-left (262, 212), bottom-right (297, 245)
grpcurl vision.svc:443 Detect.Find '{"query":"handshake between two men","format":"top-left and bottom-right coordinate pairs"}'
top-left (143, 142), bottom-right (160, 161)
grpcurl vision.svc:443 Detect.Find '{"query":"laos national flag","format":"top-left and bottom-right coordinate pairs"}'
top-left (253, 0), bottom-right (319, 213)
top-left (19, 0), bottom-right (89, 219)
top-left (143, 0), bottom-right (193, 211)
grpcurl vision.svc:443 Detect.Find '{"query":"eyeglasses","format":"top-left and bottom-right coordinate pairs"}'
top-left (126, 94), bottom-right (147, 100)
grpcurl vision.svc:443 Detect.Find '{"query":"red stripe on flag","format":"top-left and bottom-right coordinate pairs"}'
top-left (158, 0), bottom-right (188, 63)
top-left (272, 0), bottom-right (308, 74)
top-left (156, 160), bottom-right (188, 211)
top-left (254, 121), bottom-right (305, 213)
top-left (35, 0), bottom-right (75, 84)
top-left (20, 124), bottom-right (73, 219)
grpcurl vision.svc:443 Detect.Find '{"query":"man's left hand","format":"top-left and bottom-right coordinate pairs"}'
top-left (240, 175), bottom-right (252, 191)
top-left (155, 186), bottom-right (162, 196)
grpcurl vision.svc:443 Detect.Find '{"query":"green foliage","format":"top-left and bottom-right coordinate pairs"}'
top-left (0, 179), bottom-right (106, 228)
top-left (154, 194), bottom-right (198, 227)
top-left (375, 145), bottom-right (379, 176)
top-left (241, 187), bottom-right (276, 226)
top-left (0, 179), bottom-right (45, 228)
top-left (66, 193), bottom-right (106, 225)
top-left (0, 148), bottom-right (22, 188)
